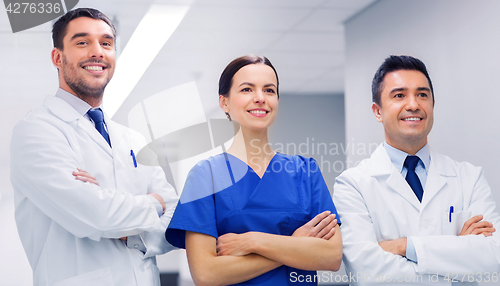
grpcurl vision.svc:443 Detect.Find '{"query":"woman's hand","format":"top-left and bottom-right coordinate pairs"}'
top-left (292, 211), bottom-right (337, 240)
top-left (72, 168), bottom-right (99, 186)
top-left (217, 211), bottom-right (338, 257)
top-left (217, 232), bottom-right (255, 256)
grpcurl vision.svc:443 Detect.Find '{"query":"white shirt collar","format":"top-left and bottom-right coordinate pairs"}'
top-left (383, 142), bottom-right (431, 172)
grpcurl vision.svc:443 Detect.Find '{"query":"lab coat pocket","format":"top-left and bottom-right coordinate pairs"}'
top-left (53, 267), bottom-right (113, 286)
top-left (442, 210), bottom-right (471, 235)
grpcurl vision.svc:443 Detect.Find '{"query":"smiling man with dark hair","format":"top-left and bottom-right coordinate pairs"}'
top-left (10, 8), bottom-right (178, 286)
top-left (334, 55), bottom-right (500, 285)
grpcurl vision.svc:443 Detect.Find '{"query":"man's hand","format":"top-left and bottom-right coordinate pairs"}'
top-left (73, 168), bottom-right (99, 185)
top-left (148, 193), bottom-right (166, 214)
top-left (379, 238), bottom-right (407, 257)
top-left (217, 232), bottom-right (255, 256)
top-left (459, 215), bottom-right (495, 236)
top-left (292, 211), bottom-right (337, 240)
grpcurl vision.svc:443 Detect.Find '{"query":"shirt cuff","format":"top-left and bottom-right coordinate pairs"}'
top-left (406, 237), bottom-right (418, 263)
top-left (126, 234), bottom-right (146, 253)
top-left (147, 195), bottom-right (164, 217)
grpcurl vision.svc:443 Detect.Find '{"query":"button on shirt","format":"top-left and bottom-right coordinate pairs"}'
top-left (383, 142), bottom-right (431, 263)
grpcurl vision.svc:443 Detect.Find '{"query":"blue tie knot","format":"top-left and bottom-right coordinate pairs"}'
top-left (404, 155), bottom-right (420, 171)
top-left (87, 108), bottom-right (110, 147)
top-left (87, 108), bottom-right (104, 123)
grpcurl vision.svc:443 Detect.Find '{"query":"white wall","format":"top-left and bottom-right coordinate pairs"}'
top-left (345, 0), bottom-right (500, 206)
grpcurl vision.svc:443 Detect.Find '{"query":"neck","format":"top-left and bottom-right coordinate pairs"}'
top-left (386, 137), bottom-right (427, 155)
top-left (227, 126), bottom-right (275, 163)
top-left (59, 85), bottom-right (103, 108)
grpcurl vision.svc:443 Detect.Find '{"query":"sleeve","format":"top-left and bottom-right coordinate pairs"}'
top-left (405, 237), bottom-right (418, 262)
top-left (307, 158), bottom-right (341, 225)
top-left (165, 160), bottom-right (218, 249)
top-left (411, 166), bottom-right (500, 274)
top-left (333, 171), bottom-right (434, 284)
top-left (137, 162), bottom-right (179, 258)
top-left (10, 116), bottom-right (162, 242)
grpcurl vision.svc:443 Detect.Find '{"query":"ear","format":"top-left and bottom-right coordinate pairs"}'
top-left (372, 102), bottom-right (383, 122)
top-left (51, 48), bottom-right (62, 69)
top-left (219, 95), bottom-right (229, 113)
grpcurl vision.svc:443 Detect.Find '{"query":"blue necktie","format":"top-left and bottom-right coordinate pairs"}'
top-left (404, 155), bottom-right (423, 202)
top-left (87, 108), bottom-right (111, 147)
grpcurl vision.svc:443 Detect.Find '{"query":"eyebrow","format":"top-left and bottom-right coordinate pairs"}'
top-left (70, 33), bottom-right (88, 41)
top-left (238, 82), bottom-right (277, 88)
top-left (70, 33), bottom-right (115, 41)
top-left (416, 87), bottom-right (431, 92)
top-left (389, 87), bottom-right (430, 93)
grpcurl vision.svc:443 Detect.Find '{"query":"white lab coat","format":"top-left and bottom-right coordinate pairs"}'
top-left (10, 95), bottom-right (179, 286)
top-left (333, 144), bottom-right (500, 286)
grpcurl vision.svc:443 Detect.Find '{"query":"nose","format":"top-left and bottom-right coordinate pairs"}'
top-left (254, 90), bottom-right (265, 104)
top-left (88, 41), bottom-right (104, 59)
top-left (405, 94), bottom-right (420, 111)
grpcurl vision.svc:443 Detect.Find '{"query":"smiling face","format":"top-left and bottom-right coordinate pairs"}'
top-left (51, 16), bottom-right (116, 106)
top-left (372, 69), bottom-right (434, 154)
top-left (219, 63), bottom-right (279, 132)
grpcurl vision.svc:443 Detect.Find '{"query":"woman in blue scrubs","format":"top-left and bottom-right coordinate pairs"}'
top-left (166, 55), bottom-right (342, 285)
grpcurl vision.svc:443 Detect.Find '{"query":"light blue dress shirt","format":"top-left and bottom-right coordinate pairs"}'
top-left (55, 88), bottom-right (109, 132)
top-left (383, 142), bottom-right (431, 263)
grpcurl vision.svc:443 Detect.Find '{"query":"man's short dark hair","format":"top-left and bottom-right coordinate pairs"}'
top-left (372, 55), bottom-right (434, 106)
top-left (52, 8), bottom-right (116, 50)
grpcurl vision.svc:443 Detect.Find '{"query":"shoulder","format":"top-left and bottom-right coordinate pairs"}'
top-left (276, 153), bottom-right (317, 166)
top-left (431, 151), bottom-right (483, 179)
top-left (338, 155), bottom-right (375, 180)
top-left (187, 153), bottom-right (228, 177)
top-left (12, 105), bottom-right (63, 141)
top-left (273, 153), bottom-right (324, 178)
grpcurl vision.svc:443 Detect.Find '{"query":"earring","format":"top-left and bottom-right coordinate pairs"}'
top-left (225, 112), bottom-right (232, 121)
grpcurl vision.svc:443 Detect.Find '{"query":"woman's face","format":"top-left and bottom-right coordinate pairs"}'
top-left (220, 63), bottom-right (279, 132)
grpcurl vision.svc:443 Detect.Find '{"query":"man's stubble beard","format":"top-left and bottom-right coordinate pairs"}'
top-left (61, 54), bottom-right (111, 101)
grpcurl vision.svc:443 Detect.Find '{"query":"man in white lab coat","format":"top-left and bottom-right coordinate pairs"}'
top-left (333, 55), bottom-right (500, 285)
top-left (10, 8), bottom-right (178, 286)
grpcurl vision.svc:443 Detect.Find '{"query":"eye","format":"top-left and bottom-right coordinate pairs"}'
top-left (102, 42), bottom-right (112, 47)
top-left (418, 92), bottom-right (428, 98)
top-left (241, 87), bottom-right (251, 92)
top-left (76, 41), bottom-right (87, 45)
top-left (394, 93), bottom-right (404, 98)
top-left (265, 88), bottom-right (276, 94)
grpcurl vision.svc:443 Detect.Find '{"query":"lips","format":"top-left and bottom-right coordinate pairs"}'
top-left (84, 65), bottom-right (103, 71)
top-left (248, 109), bottom-right (269, 117)
top-left (81, 61), bottom-right (108, 74)
top-left (401, 117), bottom-right (422, 121)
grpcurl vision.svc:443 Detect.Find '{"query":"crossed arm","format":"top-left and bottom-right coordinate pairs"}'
top-left (73, 168), bottom-right (170, 251)
top-left (185, 211), bottom-right (342, 286)
top-left (74, 169), bottom-right (167, 212)
top-left (379, 214), bottom-right (496, 256)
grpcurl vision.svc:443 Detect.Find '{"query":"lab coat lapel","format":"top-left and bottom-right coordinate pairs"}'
top-left (105, 116), bottom-right (135, 191)
top-left (370, 145), bottom-right (421, 211)
top-left (77, 119), bottom-right (113, 156)
top-left (421, 149), bottom-right (456, 209)
top-left (105, 115), bottom-right (131, 164)
top-left (44, 95), bottom-right (113, 157)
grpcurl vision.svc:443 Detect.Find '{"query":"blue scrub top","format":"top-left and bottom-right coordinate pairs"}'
top-left (166, 152), bottom-right (340, 285)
